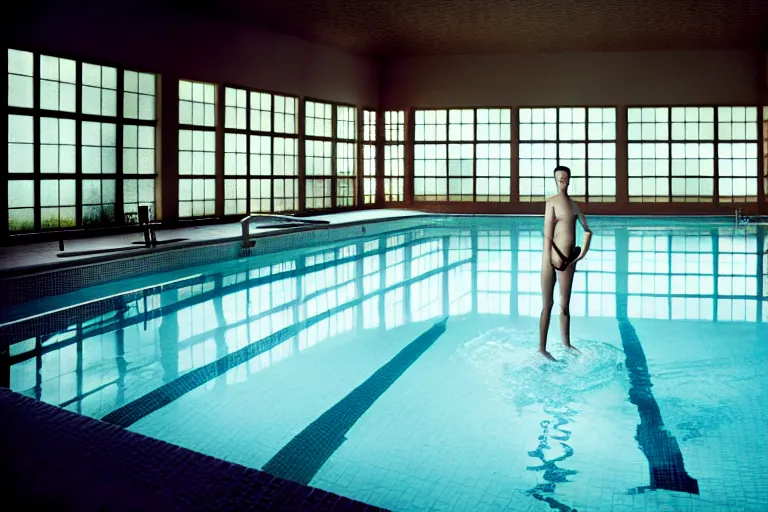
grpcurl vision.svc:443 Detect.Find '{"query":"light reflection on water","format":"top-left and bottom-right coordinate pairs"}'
top-left (2, 218), bottom-right (766, 512)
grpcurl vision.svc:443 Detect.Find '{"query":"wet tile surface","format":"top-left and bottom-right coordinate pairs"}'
top-left (3, 216), bottom-right (767, 511)
top-left (0, 388), bottom-right (389, 512)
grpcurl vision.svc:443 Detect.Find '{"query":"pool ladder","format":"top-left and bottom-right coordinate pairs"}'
top-left (735, 208), bottom-right (768, 227)
top-left (240, 213), bottom-right (330, 255)
top-left (735, 208), bottom-right (746, 226)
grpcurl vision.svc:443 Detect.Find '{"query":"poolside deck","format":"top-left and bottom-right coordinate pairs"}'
top-left (0, 388), bottom-right (388, 512)
top-left (0, 210), bottom-right (427, 275)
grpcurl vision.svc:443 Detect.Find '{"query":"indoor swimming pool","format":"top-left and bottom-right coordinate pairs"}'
top-left (3, 215), bottom-right (767, 512)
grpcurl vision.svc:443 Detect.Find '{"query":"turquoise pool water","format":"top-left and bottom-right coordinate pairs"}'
top-left (4, 216), bottom-right (767, 511)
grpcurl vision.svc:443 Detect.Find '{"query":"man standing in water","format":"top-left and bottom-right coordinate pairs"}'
top-left (539, 166), bottom-right (593, 361)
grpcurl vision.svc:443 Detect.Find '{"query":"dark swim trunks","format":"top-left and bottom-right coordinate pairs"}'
top-left (551, 243), bottom-right (581, 271)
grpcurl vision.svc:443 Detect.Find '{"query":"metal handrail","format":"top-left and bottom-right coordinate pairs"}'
top-left (735, 208), bottom-right (768, 227)
top-left (240, 213), bottom-right (330, 249)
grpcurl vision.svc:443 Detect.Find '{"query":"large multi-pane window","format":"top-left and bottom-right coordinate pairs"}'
top-left (627, 108), bottom-right (671, 202)
top-left (178, 79), bottom-right (216, 217)
top-left (304, 101), bottom-right (357, 209)
top-left (717, 107), bottom-right (759, 203)
top-left (764, 107), bottom-right (768, 203)
top-left (6, 49), bottom-right (157, 232)
top-left (414, 109), bottom-right (472, 202)
top-left (476, 109), bottom-right (512, 202)
top-left (363, 110), bottom-right (376, 204)
top-left (336, 105), bottom-right (357, 207)
top-left (224, 88), bottom-right (299, 214)
top-left (519, 107), bottom-right (616, 202)
top-left (628, 106), bottom-right (758, 203)
top-left (122, 68), bottom-right (157, 223)
top-left (304, 100), bottom-right (333, 209)
top-left (11, 62), bottom-right (767, 231)
top-left (414, 109), bottom-right (512, 202)
top-left (384, 111), bottom-right (405, 202)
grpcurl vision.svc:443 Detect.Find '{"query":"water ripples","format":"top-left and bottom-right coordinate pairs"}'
top-left (455, 326), bottom-right (627, 408)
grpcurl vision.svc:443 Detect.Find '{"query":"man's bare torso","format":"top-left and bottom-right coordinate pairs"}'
top-left (547, 194), bottom-right (579, 267)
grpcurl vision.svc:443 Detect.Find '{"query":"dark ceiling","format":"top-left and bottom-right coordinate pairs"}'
top-left (184, 0), bottom-right (768, 57)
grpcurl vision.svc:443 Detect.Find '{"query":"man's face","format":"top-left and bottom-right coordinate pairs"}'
top-left (555, 170), bottom-right (570, 188)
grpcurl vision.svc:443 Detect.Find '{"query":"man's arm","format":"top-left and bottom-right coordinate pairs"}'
top-left (542, 200), bottom-right (555, 264)
top-left (574, 202), bottom-right (592, 262)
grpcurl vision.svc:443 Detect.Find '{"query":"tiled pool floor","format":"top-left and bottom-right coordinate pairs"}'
top-left (3, 215), bottom-right (767, 511)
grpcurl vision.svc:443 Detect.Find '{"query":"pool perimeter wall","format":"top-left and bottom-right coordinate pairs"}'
top-left (0, 213), bottom-right (737, 312)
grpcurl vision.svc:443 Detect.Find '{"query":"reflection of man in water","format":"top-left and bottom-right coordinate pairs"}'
top-left (539, 166), bottom-right (593, 361)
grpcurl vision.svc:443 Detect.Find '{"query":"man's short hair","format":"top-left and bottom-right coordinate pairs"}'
top-left (553, 165), bottom-right (571, 176)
